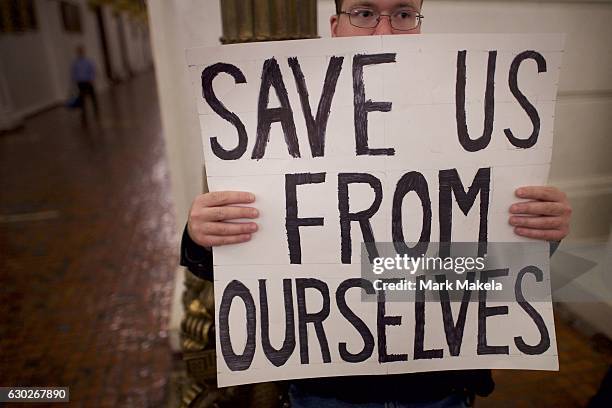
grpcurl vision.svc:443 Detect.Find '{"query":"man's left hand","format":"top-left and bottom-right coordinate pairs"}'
top-left (509, 186), bottom-right (572, 241)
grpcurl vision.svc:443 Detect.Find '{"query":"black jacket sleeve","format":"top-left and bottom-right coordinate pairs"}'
top-left (550, 240), bottom-right (560, 256)
top-left (180, 224), bottom-right (214, 280)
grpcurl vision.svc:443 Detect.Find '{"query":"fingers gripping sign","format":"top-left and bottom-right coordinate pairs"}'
top-left (509, 186), bottom-right (572, 241)
top-left (188, 191), bottom-right (259, 248)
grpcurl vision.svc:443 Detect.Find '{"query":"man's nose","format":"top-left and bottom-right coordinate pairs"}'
top-left (373, 15), bottom-right (393, 35)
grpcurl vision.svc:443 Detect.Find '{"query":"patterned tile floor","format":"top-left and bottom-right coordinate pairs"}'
top-left (0, 72), bottom-right (177, 407)
top-left (1, 73), bottom-right (610, 408)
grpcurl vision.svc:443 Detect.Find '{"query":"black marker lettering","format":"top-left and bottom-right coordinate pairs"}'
top-left (259, 279), bottom-right (296, 367)
top-left (336, 278), bottom-right (376, 362)
top-left (437, 273), bottom-right (475, 356)
top-left (353, 53), bottom-right (396, 156)
top-left (514, 266), bottom-right (551, 355)
top-left (439, 168), bottom-right (491, 257)
top-left (289, 56), bottom-right (344, 157)
top-left (218, 280), bottom-right (257, 371)
top-left (377, 290), bottom-right (408, 362)
top-left (456, 50), bottom-right (497, 152)
top-left (478, 269), bottom-right (510, 355)
top-left (505, 51), bottom-right (547, 148)
top-left (285, 173), bottom-right (326, 264)
top-left (202, 63), bottom-right (248, 160)
top-left (414, 276), bottom-right (444, 359)
top-left (252, 57), bottom-right (300, 159)
top-left (338, 173), bottom-right (382, 264)
top-left (392, 171), bottom-right (431, 258)
top-left (296, 278), bottom-right (332, 364)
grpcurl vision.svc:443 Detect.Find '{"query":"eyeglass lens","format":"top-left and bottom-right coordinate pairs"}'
top-left (348, 8), bottom-right (421, 30)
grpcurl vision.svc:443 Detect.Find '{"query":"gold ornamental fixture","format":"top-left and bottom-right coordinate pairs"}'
top-left (88, 0), bottom-right (147, 21)
top-left (178, 271), bottom-right (287, 407)
top-left (220, 0), bottom-right (318, 44)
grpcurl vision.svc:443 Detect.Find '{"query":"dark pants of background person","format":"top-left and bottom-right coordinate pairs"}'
top-left (77, 81), bottom-right (99, 123)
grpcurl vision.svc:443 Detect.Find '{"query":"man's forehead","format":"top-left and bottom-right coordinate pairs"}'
top-left (341, 0), bottom-right (422, 10)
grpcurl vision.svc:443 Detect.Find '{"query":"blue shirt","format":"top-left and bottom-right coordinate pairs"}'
top-left (72, 57), bottom-right (96, 83)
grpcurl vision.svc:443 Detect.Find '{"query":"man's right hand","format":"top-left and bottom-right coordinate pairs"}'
top-left (187, 191), bottom-right (259, 248)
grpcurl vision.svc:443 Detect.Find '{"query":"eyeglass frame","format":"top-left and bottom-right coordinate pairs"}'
top-left (338, 8), bottom-right (424, 31)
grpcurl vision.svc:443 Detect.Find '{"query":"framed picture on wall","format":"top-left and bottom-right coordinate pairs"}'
top-left (60, 1), bottom-right (82, 33)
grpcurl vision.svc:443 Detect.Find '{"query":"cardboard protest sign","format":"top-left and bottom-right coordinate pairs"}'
top-left (187, 34), bottom-right (564, 387)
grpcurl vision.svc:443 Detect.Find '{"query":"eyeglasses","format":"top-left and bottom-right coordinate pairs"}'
top-left (339, 7), bottom-right (424, 31)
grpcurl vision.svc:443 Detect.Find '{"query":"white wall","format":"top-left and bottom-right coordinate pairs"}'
top-left (318, 0), bottom-right (336, 36)
top-left (148, 0), bottom-right (223, 224)
top-left (147, 0), bottom-right (224, 350)
top-left (0, 0), bottom-right (107, 121)
top-left (0, 0), bottom-right (153, 130)
top-left (0, 29), bottom-right (58, 118)
top-left (101, 7), bottom-right (129, 80)
top-left (121, 15), bottom-right (153, 74)
top-left (100, 9), bottom-right (153, 80)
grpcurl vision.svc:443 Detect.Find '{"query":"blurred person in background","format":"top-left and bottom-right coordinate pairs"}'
top-left (71, 45), bottom-right (99, 124)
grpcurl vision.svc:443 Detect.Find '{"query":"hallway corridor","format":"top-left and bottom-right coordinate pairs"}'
top-left (0, 73), bottom-right (176, 407)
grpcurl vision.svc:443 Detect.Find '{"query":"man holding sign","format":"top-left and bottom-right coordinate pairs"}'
top-left (181, 0), bottom-right (572, 406)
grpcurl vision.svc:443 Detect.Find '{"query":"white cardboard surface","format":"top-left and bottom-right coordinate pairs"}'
top-left (186, 34), bottom-right (563, 387)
